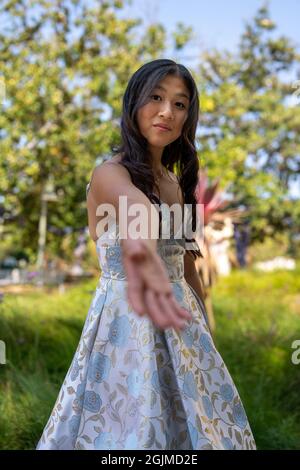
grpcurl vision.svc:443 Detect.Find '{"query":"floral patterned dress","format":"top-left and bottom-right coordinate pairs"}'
top-left (36, 188), bottom-right (256, 450)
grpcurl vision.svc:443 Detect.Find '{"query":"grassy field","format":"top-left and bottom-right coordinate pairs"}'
top-left (0, 266), bottom-right (300, 450)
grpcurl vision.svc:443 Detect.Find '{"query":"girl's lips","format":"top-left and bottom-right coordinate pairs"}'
top-left (153, 125), bottom-right (171, 132)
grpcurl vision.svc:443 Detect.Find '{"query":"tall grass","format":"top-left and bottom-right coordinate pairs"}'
top-left (212, 266), bottom-right (300, 449)
top-left (0, 267), bottom-right (299, 449)
top-left (0, 279), bottom-right (98, 450)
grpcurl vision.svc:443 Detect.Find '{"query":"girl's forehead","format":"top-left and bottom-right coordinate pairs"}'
top-left (157, 75), bottom-right (187, 88)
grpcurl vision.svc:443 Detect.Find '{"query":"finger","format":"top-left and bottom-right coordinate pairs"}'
top-left (168, 293), bottom-right (192, 321)
top-left (144, 290), bottom-right (171, 330)
top-left (123, 254), bottom-right (146, 316)
top-left (157, 293), bottom-right (188, 331)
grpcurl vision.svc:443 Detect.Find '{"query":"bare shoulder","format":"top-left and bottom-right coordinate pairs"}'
top-left (88, 154), bottom-right (129, 198)
top-left (93, 153), bottom-right (125, 175)
top-left (108, 153), bottom-right (124, 164)
top-left (87, 153), bottom-right (152, 213)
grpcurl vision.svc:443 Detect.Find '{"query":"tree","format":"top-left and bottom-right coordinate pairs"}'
top-left (195, 4), bottom-right (300, 246)
top-left (0, 0), bottom-right (193, 263)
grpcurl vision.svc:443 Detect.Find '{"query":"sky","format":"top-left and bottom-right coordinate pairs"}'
top-left (118, 0), bottom-right (300, 61)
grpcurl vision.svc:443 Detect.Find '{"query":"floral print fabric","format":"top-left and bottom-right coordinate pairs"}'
top-left (36, 204), bottom-right (256, 450)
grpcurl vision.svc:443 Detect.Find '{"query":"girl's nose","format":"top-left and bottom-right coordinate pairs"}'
top-left (159, 103), bottom-right (173, 118)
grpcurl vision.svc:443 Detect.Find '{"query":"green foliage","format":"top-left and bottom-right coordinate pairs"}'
top-left (1, 1), bottom-right (299, 261)
top-left (248, 232), bottom-right (293, 262)
top-left (0, 0), bottom-right (193, 261)
top-left (196, 5), bottom-right (300, 243)
top-left (172, 22), bottom-right (194, 51)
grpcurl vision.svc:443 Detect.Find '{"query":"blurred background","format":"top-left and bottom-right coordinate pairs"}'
top-left (0, 0), bottom-right (299, 450)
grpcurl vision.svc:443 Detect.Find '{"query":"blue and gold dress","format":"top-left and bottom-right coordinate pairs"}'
top-left (36, 186), bottom-right (256, 450)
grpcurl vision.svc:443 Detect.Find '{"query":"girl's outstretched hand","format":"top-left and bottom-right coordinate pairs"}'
top-left (122, 239), bottom-right (192, 332)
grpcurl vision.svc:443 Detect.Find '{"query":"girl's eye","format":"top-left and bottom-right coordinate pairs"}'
top-left (151, 94), bottom-right (161, 101)
top-left (150, 95), bottom-right (186, 109)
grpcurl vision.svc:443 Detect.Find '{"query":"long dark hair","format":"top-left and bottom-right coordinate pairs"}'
top-left (112, 58), bottom-right (201, 259)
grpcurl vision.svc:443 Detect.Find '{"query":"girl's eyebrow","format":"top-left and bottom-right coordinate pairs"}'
top-left (154, 85), bottom-right (190, 101)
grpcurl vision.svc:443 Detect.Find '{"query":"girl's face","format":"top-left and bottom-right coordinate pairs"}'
top-left (136, 75), bottom-right (190, 152)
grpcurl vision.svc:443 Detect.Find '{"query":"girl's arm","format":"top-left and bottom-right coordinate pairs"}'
top-left (87, 161), bottom-right (191, 332)
top-left (184, 251), bottom-right (205, 301)
top-left (87, 160), bottom-right (159, 252)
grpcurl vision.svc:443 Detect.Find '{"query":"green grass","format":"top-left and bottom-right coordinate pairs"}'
top-left (212, 266), bottom-right (300, 450)
top-left (0, 279), bottom-right (99, 450)
top-left (0, 267), bottom-right (300, 450)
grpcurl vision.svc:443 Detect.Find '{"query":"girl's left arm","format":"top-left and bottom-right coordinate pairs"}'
top-left (184, 251), bottom-right (205, 301)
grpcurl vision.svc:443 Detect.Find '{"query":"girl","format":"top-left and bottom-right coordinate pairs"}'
top-left (36, 59), bottom-right (256, 450)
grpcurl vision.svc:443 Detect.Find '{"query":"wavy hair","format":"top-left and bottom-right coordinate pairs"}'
top-left (112, 58), bottom-right (201, 259)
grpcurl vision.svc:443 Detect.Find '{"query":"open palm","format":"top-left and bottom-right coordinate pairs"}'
top-left (122, 239), bottom-right (192, 332)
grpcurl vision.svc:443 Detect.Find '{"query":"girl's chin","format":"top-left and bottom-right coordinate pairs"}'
top-left (146, 135), bottom-right (174, 146)
top-left (147, 141), bottom-right (170, 149)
